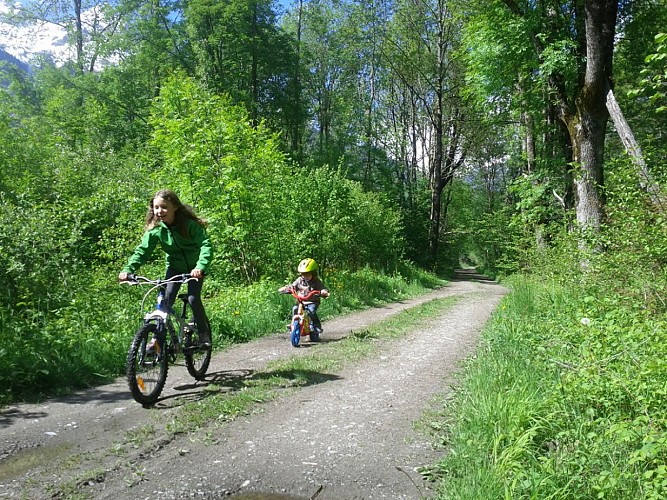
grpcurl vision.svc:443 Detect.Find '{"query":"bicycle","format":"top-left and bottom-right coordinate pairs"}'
top-left (282, 288), bottom-right (323, 347)
top-left (121, 274), bottom-right (212, 406)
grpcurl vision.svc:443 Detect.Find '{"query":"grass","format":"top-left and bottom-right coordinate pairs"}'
top-left (432, 275), bottom-right (667, 499)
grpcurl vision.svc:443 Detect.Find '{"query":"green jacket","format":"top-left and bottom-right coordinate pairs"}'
top-left (122, 219), bottom-right (213, 274)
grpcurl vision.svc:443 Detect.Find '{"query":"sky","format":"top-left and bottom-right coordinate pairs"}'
top-left (0, 0), bottom-right (296, 67)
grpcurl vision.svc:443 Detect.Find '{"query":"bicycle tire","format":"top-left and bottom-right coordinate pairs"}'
top-left (183, 303), bottom-right (212, 380)
top-left (127, 322), bottom-right (168, 406)
top-left (290, 319), bottom-right (301, 347)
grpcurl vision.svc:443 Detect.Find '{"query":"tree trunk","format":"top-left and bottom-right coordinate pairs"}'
top-left (289, 0), bottom-right (304, 161)
top-left (522, 111), bottom-right (535, 174)
top-left (428, 103), bottom-right (444, 263)
top-left (250, 2), bottom-right (259, 128)
top-left (606, 86), bottom-right (664, 207)
top-left (567, 0), bottom-right (618, 233)
top-left (74, 0), bottom-right (84, 73)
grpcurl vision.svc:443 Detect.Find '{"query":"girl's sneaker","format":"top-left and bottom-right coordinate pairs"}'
top-left (198, 331), bottom-right (211, 348)
top-left (146, 337), bottom-right (160, 355)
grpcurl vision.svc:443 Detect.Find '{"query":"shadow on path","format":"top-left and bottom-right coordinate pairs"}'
top-left (450, 268), bottom-right (497, 283)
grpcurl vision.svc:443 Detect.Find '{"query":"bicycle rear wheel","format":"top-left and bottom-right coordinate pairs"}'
top-left (127, 322), bottom-right (168, 406)
top-left (183, 303), bottom-right (212, 380)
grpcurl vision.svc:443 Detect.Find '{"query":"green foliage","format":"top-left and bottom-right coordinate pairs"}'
top-left (460, 5), bottom-right (533, 106)
top-left (465, 205), bottom-right (527, 277)
top-left (149, 73), bottom-right (293, 282)
top-left (285, 165), bottom-right (406, 274)
top-left (148, 74), bottom-right (405, 282)
top-left (614, 1), bottom-right (667, 151)
top-left (185, 0), bottom-right (294, 127)
top-left (627, 33), bottom-right (667, 114)
top-left (434, 146), bottom-right (667, 495)
top-left (0, 66), bottom-right (414, 406)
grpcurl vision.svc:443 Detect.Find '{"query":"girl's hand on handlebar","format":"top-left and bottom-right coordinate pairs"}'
top-left (119, 272), bottom-right (129, 282)
top-left (191, 268), bottom-right (204, 279)
top-left (321, 289), bottom-right (330, 298)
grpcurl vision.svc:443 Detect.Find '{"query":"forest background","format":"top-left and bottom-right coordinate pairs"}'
top-left (0, 0), bottom-right (666, 497)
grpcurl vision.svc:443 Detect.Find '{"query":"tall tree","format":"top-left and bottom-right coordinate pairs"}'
top-left (280, 0), bottom-right (307, 160)
top-left (499, 0), bottom-right (618, 235)
top-left (384, 0), bottom-right (467, 264)
top-left (185, 0), bottom-right (294, 128)
top-left (293, 0), bottom-right (355, 165)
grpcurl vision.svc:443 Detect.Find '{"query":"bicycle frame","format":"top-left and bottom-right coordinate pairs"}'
top-left (132, 275), bottom-right (197, 353)
top-left (293, 300), bottom-right (311, 338)
top-left (122, 273), bottom-right (212, 406)
top-left (285, 288), bottom-right (321, 347)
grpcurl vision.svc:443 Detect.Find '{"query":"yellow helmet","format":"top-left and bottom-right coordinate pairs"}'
top-left (297, 258), bottom-right (318, 273)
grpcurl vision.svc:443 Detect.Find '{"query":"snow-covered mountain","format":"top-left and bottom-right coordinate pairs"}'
top-left (0, 45), bottom-right (29, 73)
top-left (0, 3), bottom-right (72, 68)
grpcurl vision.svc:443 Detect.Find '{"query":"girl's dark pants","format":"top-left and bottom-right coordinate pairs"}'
top-left (163, 267), bottom-right (210, 335)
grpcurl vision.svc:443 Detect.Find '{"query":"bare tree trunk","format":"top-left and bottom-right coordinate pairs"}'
top-left (363, 34), bottom-right (378, 189)
top-left (523, 111), bottom-right (535, 174)
top-left (73, 0), bottom-right (84, 73)
top-left (606, 86), bottom-right (664, 207)
top-left (293, 0), bottom-right (303, 155)
top-left (428, 99), bottom-right (444, 262)
top-left (570, 97), bottom-right (606, 233)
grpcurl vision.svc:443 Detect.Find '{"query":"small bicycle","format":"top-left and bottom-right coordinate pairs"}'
top-left (282, 288), bottom-right (323, 347)
top-left (121, 274), bottom-right (212, 406)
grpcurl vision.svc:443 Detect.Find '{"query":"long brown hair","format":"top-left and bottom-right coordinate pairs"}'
top-left (144, 189), bottom-right (207, 237)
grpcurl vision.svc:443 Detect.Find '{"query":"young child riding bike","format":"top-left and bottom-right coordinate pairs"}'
top-left (118, 189), bottom-right (213, 349)
top-left (278, 258), bottom-right (329, 337)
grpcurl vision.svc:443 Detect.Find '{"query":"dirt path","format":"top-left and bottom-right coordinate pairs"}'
top-left (0, 271), bottom-right (507, 499)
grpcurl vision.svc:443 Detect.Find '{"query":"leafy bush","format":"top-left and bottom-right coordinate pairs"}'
top-left (148, 74), bottom-right (406, 283)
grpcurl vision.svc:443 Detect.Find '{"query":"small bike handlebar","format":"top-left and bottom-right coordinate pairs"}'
top-left (283, 288), bottom-right (323, 302)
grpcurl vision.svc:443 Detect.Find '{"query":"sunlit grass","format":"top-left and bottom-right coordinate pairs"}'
top-left (433, 276), bottom-right (667, 499)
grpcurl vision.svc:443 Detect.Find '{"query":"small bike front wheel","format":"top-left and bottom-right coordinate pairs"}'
top-left (290, 319), bottom-right (301, 347)
top-left (183, 304), bottom-right (212, 380)
top-left (126, 322), bottom-right (168, 407)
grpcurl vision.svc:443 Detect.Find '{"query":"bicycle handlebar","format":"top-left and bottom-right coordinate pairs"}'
top-left (282, 288), bottom-right (323, 302)
top-left (121, 273), bottom-right (199, 286)
top-left (120, 273), bottom-right (200, 314)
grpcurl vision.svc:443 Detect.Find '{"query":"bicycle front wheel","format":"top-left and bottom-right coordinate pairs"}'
top-left (127, 322), bottom-right (168, 406)
top-left (183, 304), bottom-right (212, 380)
top-left (290, 319), bottom-right (301, 347)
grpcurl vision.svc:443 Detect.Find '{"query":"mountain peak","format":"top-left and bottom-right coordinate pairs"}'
top-left (0, 2), bottom-right (86, 68)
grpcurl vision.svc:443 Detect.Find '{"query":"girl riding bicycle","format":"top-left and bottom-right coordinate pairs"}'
top-left (118, 189), bottom-right (213, 348)
top-left (279, 258), bottom-right (329, 337)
